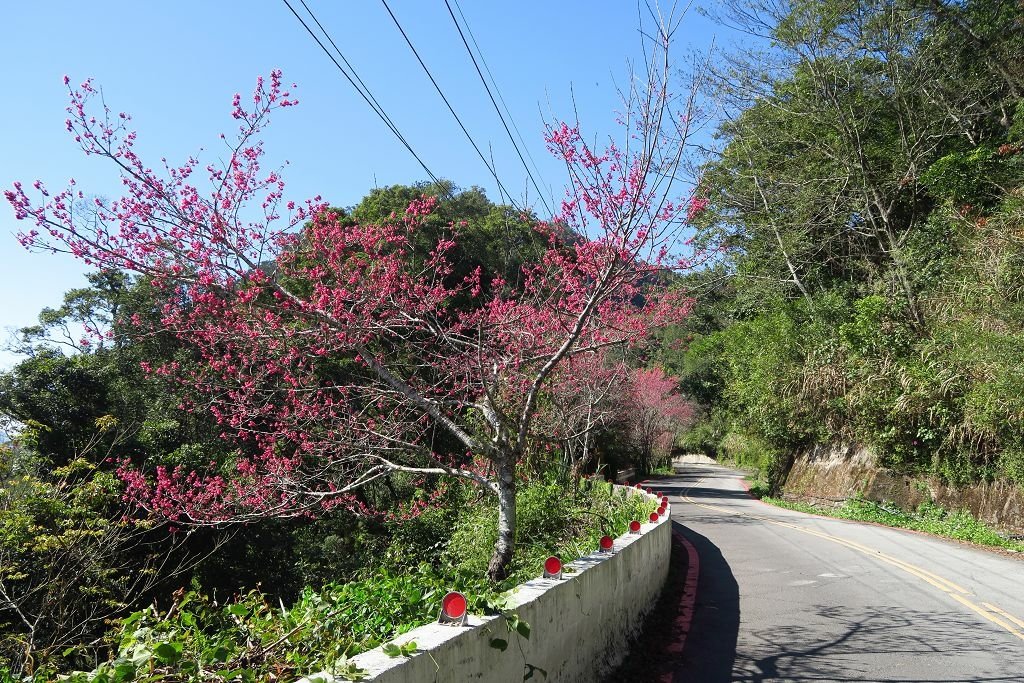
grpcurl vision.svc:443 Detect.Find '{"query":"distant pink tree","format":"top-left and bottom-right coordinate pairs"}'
top-left (627, 367), bottom-right (695, 471)
top-left (533, 348), bottom-right (630, 482)
top-left (7, 21), bottom-right (703, 579)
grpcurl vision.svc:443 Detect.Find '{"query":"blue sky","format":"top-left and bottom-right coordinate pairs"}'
top-left (0, 1), bottom-right (726, 368)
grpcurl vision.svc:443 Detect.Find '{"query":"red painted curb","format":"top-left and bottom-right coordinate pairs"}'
top-left (659, 526), bottom-right (700, 683)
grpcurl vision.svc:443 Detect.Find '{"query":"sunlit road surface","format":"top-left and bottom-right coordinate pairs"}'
top-left (661, 463), bottom-right (1024, 682)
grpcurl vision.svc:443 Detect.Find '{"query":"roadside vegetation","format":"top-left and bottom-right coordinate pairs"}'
top-left (40, 479), bottom-right (655, 683)
top-left (761, 495), bottom-right (1024, 554)
top-left (0, 184), bottom-right (680, 681)
top-left (662, 0), bottom-right (1024, 498)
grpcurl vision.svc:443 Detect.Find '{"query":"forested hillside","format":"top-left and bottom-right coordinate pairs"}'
top-left (666, 0), bottom-right (1024, 490)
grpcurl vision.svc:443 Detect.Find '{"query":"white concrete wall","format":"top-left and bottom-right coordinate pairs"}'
top-left (302, 487), bottom-right (670, 683)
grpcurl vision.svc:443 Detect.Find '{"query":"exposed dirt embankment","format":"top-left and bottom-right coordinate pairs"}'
top-left (783, 443), bottom-right (1024, 536)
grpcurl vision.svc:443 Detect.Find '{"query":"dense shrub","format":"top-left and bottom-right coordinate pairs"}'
top-left (673, 181), bottom-right (1024, 489)
top-left (2, 477), bottom-right (654, 682)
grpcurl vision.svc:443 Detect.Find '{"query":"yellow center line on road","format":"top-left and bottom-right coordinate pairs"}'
top-left (763, 516), bottom-right (969, 595)
top-left (982, 602), bottom-right (1024, 630)
top-left (679, 475), bottom-right (1024, 643)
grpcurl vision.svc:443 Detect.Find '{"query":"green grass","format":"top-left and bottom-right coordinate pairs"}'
top-left (743, 474), bottom-right (772, 499)
top-left (762, 495), bottom-right (1024, 553)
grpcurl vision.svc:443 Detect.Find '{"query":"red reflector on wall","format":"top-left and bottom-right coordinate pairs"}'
top-left (629, 520), bottom-right (641, 533)
top-left (439, 591), bottom-right (468, 626)
top-left (544, 556), bottom-right (563, 579)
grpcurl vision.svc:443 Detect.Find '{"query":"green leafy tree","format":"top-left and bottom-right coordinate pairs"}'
top-left (673, 0), bottom-right (1024, 489)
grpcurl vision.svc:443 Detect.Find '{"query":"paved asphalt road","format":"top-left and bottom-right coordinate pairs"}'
top-left (660, 463), bottom-right (1024, 682)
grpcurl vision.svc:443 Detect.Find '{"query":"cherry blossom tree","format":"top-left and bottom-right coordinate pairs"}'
top-left (532, 349), bottom-right (629, 483)
top-left (626, 367), bottom-right (695, 471)
top-left (7, 17), bottom-right (705, 579)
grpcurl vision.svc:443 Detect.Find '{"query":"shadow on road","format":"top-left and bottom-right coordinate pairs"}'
top-left (630, 468), bottom-right (1024, 682)
top-left (729, 603), bottom-right (1024, 683)
top-left (674, 524), bottom-right (740, 682)
top-left (604, 524), bottom-right (740, 682)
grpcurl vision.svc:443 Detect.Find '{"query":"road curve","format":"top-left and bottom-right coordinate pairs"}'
top-left (660, 463), bottom-right (1024, 682)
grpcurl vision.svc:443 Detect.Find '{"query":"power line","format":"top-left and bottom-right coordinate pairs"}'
top-left (444, 0), bottom-right (555, 218)
top-left (281, 0), bottom-right (448, 193)
top-left (378, 0), bottom-right (524, 213)
top-left (450, 0), bottom-right (552, 202)
top-left (296, 0), bottom-right (404, 143)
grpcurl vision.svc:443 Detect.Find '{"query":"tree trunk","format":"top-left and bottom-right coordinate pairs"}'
top-left (487, 457), bottom-right (517, 582)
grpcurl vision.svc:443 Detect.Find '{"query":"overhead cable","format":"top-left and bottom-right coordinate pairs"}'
top-left (444, 0), bottom-right (555, 217)
top-left (282, 0), bottom-right (448, 192)
top-left (378, 0), bottom-right (524, 213)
